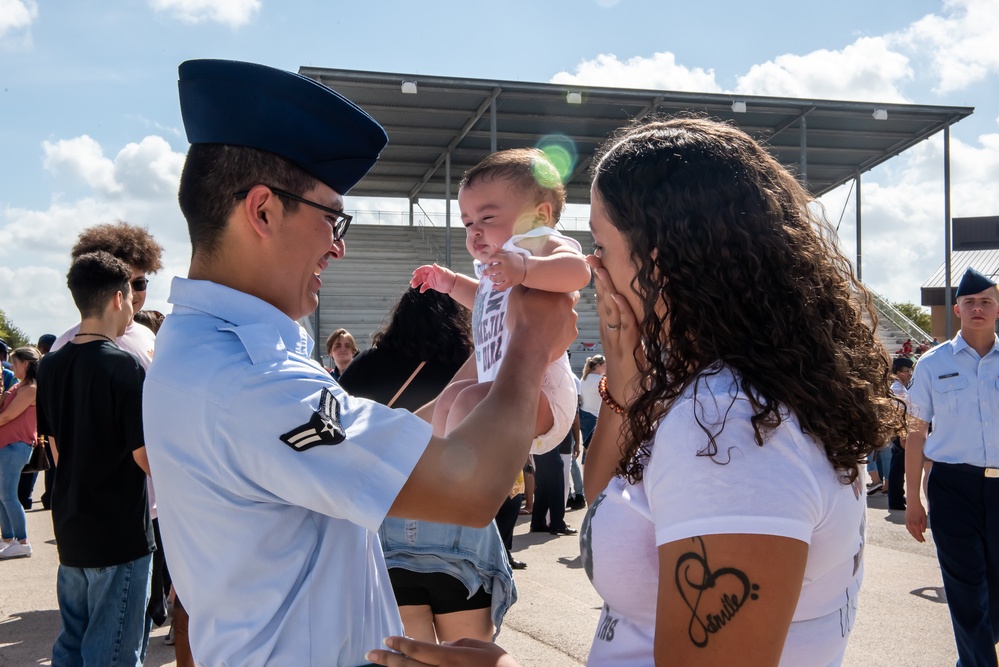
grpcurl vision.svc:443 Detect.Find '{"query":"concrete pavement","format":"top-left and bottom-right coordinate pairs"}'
top-left (0, 487), bottom-right (964, 666)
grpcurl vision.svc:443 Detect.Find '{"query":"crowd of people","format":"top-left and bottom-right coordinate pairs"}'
top-left (2, 58), bottom-right (997, 667)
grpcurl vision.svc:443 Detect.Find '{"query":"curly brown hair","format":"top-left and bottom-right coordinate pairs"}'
top-left (71, 221), bottom-right (164, 273)
top-left (592, 116), bottom-right (903, 485)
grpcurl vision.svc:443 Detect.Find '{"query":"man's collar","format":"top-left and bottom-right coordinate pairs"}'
top-left (167, 277), bottom-right (313, 356)
top-left (953, 330), bottom-right (999, 356)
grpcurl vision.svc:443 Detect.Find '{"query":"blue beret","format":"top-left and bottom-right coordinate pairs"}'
top-left (955, 267), bottom-right (997, 298)
top-left (178, 59), bottom-right (388, 195)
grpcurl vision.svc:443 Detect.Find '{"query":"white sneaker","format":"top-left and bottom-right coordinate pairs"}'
top-left (0, 541), bottom-right (32, 559)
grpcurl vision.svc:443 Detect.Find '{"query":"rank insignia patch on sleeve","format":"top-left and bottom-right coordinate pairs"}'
top-left (280, 387), bottom-right (347, 451)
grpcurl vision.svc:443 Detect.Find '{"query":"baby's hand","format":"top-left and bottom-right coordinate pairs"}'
top-left (411, 263), bottom-right (457, 294)
top-left (482, 251), bottom-right (528, 291)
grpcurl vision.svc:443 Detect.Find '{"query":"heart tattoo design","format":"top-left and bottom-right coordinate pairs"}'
top-left (675, 536), bottom-right (760, 648)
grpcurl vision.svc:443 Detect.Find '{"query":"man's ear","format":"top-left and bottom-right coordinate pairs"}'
top-left (106, 290), bottom-right (124, 315)
top-left (240, 185), bottom-right (281, 239)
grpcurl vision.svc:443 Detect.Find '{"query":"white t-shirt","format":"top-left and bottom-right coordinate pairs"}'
top-left (53, 321), bottom-right (156, 370)
top-left (581, 365), bottom-right (865, 667)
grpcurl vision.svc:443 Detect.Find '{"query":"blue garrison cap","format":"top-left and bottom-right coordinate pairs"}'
top-left (178, 59), bottom-right (388, 195)
top-left (955, 267), bottom-right (997, 298)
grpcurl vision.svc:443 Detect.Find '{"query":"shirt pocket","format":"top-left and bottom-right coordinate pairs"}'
top-left (931, 374), bottom-right (968, 415)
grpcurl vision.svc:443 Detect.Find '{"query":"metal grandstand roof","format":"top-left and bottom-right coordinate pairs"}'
top-left (299, 66), bottom-right (973, 203)
top-left (922, 249), bottom-right (999, 306)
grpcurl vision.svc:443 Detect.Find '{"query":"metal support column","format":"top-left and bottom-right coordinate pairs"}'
top-left (944, 127), bottom-right (953, 338)
top-left (409, 198), bottom-right (414, 226)
top-left (855, 171), bottom-right (862, 281)
top-left (490, 97), bottom-right (498, 153)
top-left (445, 152), bottom-right (452, 268)
top-left (799, 115), bottom-right (808, 187)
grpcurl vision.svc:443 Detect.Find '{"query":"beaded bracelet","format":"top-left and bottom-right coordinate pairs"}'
top-left (598, 375), bottom-right (627, 415)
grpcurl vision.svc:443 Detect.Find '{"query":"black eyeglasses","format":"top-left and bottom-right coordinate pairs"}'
top-left (130, 278), bottom-right (148, 292)
top-left (234, 186), bottom-right (352, 242)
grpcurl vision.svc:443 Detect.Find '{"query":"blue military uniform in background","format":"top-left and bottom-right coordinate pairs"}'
top-left (909, 268), bottom-right (999, 667)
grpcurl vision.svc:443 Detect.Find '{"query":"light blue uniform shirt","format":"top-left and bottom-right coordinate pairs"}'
top-left (908, 331), bottom-right (999, 467)
top-left (143, 278), bottom-right (432, 667)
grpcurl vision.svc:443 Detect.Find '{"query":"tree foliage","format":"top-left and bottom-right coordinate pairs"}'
top-left (892, 301), bottom-right (931, 335)
top-left (0, 309), bottom-right (31, 349)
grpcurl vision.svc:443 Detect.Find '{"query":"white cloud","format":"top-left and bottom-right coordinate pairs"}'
top-left (735, 37), bottom-right (912, 102)
top-left (114, 136), bottom-right (187, 200)
top-left (42, 135), bottom-right (185, 200)
top-left (825, 129), bottom-right (999, 305)
top-left (551, 52), bottom-right (721, 93)
top-left (0, 265), bottom-right (76, 339)
top-left (149, 0), bottom-right (260, 29)
top-left (3, 134), bottom-right (190, 339)
top-left (550, 38), bottom-right (913, 103)
top-left (891, 0), bottom-right (999, 94)
top-left (43, 136), bottom-right (121, 196)
top-left (0, 0), bottom-right (37, 44)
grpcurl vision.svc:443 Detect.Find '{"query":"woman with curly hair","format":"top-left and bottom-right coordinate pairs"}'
top-left (366, 116), bottom-right (903, 667)
top-left (575, 116), bottom-right (902, 667)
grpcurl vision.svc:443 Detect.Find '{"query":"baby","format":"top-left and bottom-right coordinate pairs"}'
top-left (412, 148), bottom-right (591, 453)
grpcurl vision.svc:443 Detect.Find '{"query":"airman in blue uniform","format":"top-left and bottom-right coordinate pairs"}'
top-left (143, 60), bottom-right (576, 667)
top-left (906, 267), bottom-right (999, 667)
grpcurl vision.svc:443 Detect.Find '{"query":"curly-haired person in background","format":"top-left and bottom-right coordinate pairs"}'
top-left (51, 221), bottom-right (164, 364)
top-left (367, 116), bottom-right (903, 667)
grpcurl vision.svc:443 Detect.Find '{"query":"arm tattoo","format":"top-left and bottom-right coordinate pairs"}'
top-left (675, 536), bottom-right (760, 648)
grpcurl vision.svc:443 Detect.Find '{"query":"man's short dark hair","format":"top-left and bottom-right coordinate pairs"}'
top-left (71, 221), bottom-right (164, 274)
top-left (892, 357), bottom-right (915, 374)
top-left (67, 251), bottom-right (132, 319)
top-left (178, 144), bottom-right (319, 257)
top-left (36, 334), bottom-right (57, 355)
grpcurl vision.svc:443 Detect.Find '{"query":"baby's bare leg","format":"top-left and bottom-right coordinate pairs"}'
top-left (432, 379), bottom-right (478, 436)
top-left (535, 391), bottom-right (554, 443)
top-left (446, 381), bottom-right (555, 443)
top-left (444, 381), bottom-right (493, 436)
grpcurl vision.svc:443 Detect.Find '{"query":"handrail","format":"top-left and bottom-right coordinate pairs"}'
top-left (869, 290), bottom-right (932, 344)
top-left (412, 204), bottom-right (446, 265)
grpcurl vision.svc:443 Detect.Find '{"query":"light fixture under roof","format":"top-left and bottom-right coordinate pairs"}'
top-left (872, 108), bottom-right (888, 121)
top-left (731, 101), bottom-right (747, 113)
top-left (566, 91), bottom-right (582, 104)
top-left (401, 81), bottom-right (418, 94)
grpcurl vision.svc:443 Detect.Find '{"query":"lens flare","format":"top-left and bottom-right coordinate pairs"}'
top-left (535, 134), bottom-right (578, 186)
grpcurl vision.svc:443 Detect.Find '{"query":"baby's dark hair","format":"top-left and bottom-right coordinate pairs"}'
top-left (461, 148), bottom-right (566, 222)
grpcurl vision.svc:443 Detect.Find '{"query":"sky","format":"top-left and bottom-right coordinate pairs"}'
top-left (2, 0), bottom-right (998, 340)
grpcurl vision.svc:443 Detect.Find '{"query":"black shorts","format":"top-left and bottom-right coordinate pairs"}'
top-left (388, 568), bottom-right (491, 614)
